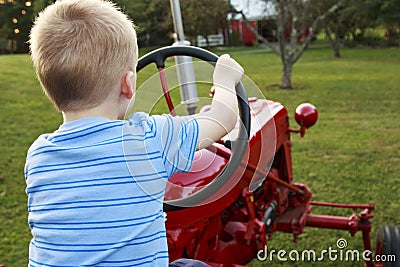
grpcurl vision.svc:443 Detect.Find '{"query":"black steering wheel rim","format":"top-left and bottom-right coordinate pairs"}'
top-left (136, 45), bottom-right (250, 212)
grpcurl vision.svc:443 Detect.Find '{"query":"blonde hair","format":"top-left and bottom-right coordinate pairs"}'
top-left (30, 0), bottom-right (138, 111)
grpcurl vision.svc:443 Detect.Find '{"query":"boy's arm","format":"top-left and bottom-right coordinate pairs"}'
top-left (194, 54), bottom-right (244, 150)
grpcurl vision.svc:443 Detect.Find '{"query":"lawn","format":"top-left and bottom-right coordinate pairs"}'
top-left (0, 46), bottom-right (399, 266)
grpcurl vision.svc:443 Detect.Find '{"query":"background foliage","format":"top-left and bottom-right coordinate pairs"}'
top-left (0, 0), bottom-right (399, 54)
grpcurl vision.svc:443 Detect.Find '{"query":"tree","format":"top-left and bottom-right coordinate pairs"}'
top-left (32, 0), bottom-right (55, 15)
top-left (143, 0), bottom-right (173, 46)
top-left (305, 0), bottom-right (342, 58)
top-left (377, 0), bottom-right (400, 46)
top-left (233, 0), bottom-right (341, 89)
top-left (180, 0), bottom-right (230, 45)
top-left (379, 0), bottom-right (400, 28)
top-left (0, 0), bottom-right (56, 54)
top-left (115, 0), bottom-right (171, 46)
top-left (144, 0), bottom-right (230, 46)
top-left (0, 0), bottom-right (34, 53)
top-left (339, 0), bottom-right (380, 42)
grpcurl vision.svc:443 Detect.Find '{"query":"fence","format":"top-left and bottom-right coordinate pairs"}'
top-left (197, 34), bottom-right (224, 47)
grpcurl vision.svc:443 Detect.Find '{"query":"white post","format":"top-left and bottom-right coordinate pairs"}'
top-left (170, 0), bottom-right (185, 42)
top-left (170, 0), bottom-right (198, 115)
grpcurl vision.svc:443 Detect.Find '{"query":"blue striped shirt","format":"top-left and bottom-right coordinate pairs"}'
top-left (25, 113), bottom-right (199, 267)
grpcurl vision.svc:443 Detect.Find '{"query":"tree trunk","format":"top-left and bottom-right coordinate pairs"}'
top-left (325, 27), bottom-right (341, 58)
top-left (280, 60), bottom-right (293, 89)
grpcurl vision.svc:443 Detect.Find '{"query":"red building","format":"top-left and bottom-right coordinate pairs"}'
top-left (230, 20), bottom-right (258, 46)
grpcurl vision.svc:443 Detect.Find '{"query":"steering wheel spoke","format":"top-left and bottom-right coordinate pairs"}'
top-left (157, 66), bottom-right (176, 116)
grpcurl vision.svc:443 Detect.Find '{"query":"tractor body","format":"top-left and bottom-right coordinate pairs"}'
top-left (165, 98), bottom-right (374, 266)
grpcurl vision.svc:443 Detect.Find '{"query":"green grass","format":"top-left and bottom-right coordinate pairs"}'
top-left (0, 46), bottom-right (399, 266)
top-left (233, 47), bottom-right (400, 266)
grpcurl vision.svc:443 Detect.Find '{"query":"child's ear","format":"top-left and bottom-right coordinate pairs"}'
top-left (121, 71), bottom-right (136, 99)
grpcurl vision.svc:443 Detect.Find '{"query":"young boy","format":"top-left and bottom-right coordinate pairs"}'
top-left (26, 0), bottom-right (243, 266)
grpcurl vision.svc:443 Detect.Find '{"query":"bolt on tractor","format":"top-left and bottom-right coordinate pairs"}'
top-left (136, 45), bottom-right (399, 267)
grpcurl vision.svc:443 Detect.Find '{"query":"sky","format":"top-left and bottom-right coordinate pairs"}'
top-left (229, 0), bottom-right (276, 20)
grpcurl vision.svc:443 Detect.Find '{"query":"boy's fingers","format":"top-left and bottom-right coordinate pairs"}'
top-left (214, 54), bottom-right (244, 85)
top-left (220, 54), bottom-right (230, 59)
top-left (217, 56), bottom-right (241, 72)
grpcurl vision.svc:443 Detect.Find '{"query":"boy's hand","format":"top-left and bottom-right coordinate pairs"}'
top-left (213, 54), bottom-right (244, 89)
top-left (195, 54), bottom-right (243, 150)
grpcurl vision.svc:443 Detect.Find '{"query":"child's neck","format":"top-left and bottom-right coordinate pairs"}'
top-left (62, 101), bottom-right (119, 123)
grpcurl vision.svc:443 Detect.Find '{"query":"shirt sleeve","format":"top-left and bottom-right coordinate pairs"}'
top-left (144, 114), bottom-right (199, 177)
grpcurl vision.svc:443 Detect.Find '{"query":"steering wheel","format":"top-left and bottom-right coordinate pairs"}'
top-left (136, 45), bottom-right (250, 212)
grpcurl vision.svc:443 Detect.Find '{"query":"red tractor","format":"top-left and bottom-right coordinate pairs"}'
top-left (137, 46), bottom-right (399, 267)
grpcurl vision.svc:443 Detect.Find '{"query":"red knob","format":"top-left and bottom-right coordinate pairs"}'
top-left (295, 103), bottom-right (318, 128)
